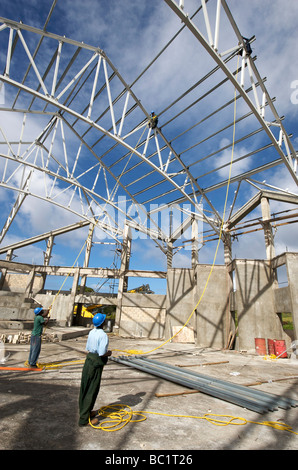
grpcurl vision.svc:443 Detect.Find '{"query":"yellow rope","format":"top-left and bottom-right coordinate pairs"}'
top-left (44, 57), bottom-right (238, 356)
top-left (36, 359), bottom-right (85, 369)
top-left (89, 403), bottom-right (298, 435)
top-left (23, 356), bottom-right (298, 436)
top-left (26, 87), bottom-right (297, 439)
top-left (48, 239), bottom-right (90, 312)
top-left (89, 404), bottom-right (147, 431)
top-left (38, 59), bottom-right (242, 364)
top-left (45, 125), bottom-right (148, 316)
top-left (113, 349), bottom-right (145, 356)
top-left (117, 57), bottom-right (241, 357)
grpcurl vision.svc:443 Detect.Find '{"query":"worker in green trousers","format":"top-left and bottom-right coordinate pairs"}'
top-left (78, 313), bottom-right (112, 426)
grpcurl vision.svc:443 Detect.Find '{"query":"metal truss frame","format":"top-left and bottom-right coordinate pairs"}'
top-left (165, 0), bottom-right (297, 184)
top-left (0, 0), bottom-right (297, 261)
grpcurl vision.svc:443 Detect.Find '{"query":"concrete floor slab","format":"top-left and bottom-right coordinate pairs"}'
top-left (0, 331), bottom-right (298, 452)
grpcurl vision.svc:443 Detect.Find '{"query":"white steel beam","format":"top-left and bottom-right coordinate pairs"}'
top-left (163, 0), bottom-right (298, 186)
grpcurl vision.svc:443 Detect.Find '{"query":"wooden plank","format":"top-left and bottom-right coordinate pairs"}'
top-left (0, 366), bottom-right (43, 371)
top-left (155, 390), bottom-right (200, 398)
top-left (177, 361), bottom-right (229, 368)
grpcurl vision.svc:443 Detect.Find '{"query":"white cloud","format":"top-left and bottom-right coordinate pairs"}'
top-left (231, 0), bottom-right (298, 117)
top-left (0, 0), bottom-right (297, 270)
top-left (216, 138), bottom-right (251, 178)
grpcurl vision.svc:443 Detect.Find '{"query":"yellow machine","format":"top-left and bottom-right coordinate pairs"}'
top-left (73, 285), bottom-right (153, 321)
top-left (127, 284), bottom-right (154, 294)
top-left (73, 304), bottom-right (103, 318)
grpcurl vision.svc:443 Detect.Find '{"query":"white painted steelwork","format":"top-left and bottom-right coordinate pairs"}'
top-left (0, 0), bottom-right (296, 261)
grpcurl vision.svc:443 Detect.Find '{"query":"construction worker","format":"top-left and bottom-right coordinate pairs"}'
top-left (26, 307), bottom-right (50, 368)
top-left (149, 111), bottom-right (158, 129)
top-left (239, 37), bottom-right (252, 57)
top-left (78, 313), bottom-right (112, 426)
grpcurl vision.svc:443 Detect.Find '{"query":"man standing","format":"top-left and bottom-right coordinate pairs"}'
top-left (27, 307), bottom-right (49, 368)
top-left (78, 313), bottom-right (112, 426)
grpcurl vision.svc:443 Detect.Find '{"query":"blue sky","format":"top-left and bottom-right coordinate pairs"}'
top-left (0, 0), bottom-right (297, 294)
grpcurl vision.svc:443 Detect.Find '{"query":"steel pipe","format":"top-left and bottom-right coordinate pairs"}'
top-left (140, 356), bottom-right (298, 408)
top-left (113, 356), bottom-right (266, 413)
top-left (112, 356), bottom-right (298, 414)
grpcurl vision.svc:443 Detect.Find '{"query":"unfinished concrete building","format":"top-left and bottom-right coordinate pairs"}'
top-left (0, 0), bottom-right (297, 355)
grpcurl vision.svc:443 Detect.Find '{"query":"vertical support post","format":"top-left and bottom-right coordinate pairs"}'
top-left (261, 197), bottom-right (275, 261)
top-left (167, 208), bottom-right (174, 269)
top-left (41, 235), bottom-right (54, 290)
top-left (167, 241), bottom-right (173, 269)
top-left (79, 222), bottom-right (94, 294)
top-left (67, 268), bottom-right (80, 327)
top-left (25, 267), bottom-right (36, 296)
top-left (223, 232), bottom-right (232, 266)
top-left (115, 224), bottom-right (132, 333)
top-left (285, 254), bottom-right (298, 351)
top-left (223, 232), bottom-right (235, 348)
top-left (0, 249), bottom-right (13, 290)
top-left (191, 215), bottom-right (199, 268)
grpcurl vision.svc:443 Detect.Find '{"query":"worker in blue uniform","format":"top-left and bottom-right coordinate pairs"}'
top-left (78, 313), bottom-right (112, 426)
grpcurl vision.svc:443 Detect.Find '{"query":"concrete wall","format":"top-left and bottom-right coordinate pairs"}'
top-left (284, 253), bottom-right (298, 343)
top-left (33, 292), bottom-right (119, 327)
top-left (118, 293), bottom-right (166, 339)
top-left (233, 259), bottom-right (287, 351)
top-left (0, 254), bottom-right (297, 352)
top-left (2, 273), bottom-right (43, 292)
top-left (166, 268), bottom-right (196, 340)
top-left (165, 266), bottom-right (231, 348)
top-left (35, 292), bottom-right (74, 326)
top-left (0, 292), bottom-right (36, 321)
top-left (194, 265), bottom-right (230, 349)
top-left (274, 286), bottom-right (292, 313)
top-left (163, 260), bottom-right (296, 351)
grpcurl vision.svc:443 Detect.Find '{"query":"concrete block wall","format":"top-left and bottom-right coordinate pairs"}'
top-left (284, 253), bottom-right (298, 344)
top-left (34, 292), bottom-right (118, 327)
top-left (165, 266), bottom-right (231, 349)
top-left (166, 268), bottom-right (196, 340)
top-left (2, 273), bottom-right (43, 293)
top-left (233, 259), bottom-right (287, 351)
top-left (163, 259), bottom-right (297, 351)
top-left (0, 254), bottom-right (297, 352)
top-left (118, 293), bottom-right (166, 339)
top-left (0, 292), bottom-right (37, 322)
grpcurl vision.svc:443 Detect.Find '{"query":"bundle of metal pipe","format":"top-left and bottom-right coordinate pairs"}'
top-left (112, 355), bottom-right (298, 414)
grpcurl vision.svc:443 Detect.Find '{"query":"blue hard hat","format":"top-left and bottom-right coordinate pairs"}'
top-left (34, 307), bottom-right (43, 315)
top-left (93, 313), bottom-right (106, 327)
